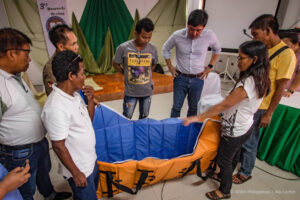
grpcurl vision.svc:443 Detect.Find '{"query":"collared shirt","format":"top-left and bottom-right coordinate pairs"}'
top-left (41, 85), bottom-right (97, 178)
top-left (0, 69), bottom-right (45, 145)
top-left (259, 41), bottom-right (296, 110)
top-left (162, 28), bottom-right (221, 74)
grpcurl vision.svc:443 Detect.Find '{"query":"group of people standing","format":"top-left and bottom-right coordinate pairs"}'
top-left (0, 8), bottom-right (298, 200)
top-left (183, 12), bottom-right (296, 200)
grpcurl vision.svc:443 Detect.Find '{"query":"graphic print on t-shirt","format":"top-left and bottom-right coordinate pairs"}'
top-left (127, 52), bottom-right (152, 84)
top-left (220, 110), bottom-right (238, 136)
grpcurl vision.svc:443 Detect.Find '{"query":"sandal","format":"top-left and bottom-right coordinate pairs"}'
top-left (232, 173), bottom-right (252, 184)
top-left (210, 173), bottom-right (221, 182)
top-left (205, 189), bottom-right (231, 200)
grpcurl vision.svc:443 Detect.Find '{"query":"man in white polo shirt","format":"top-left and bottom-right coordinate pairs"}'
top-left (0, 28), bottom-right (71, 200)
top-left (41, 50), bottom-right (98, 200)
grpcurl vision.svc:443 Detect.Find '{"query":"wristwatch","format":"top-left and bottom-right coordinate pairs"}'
top-left (287, 89), bottom-right (294, 94)
top-left (208, 64), bottom-right (213, 69)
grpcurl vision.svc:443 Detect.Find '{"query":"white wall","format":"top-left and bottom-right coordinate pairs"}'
top-left (0, 0), bottom-right (9, 28)
top-left (205, 0), bottom-right (279, 50)
top-left (124, 0), bottom-right (158, 18)
top-left (281, 0), bottom-right (300, 29)
top-left (65, 0), bottom-right (87, 24)
top-left (187, 0), bottom-right (203, 16)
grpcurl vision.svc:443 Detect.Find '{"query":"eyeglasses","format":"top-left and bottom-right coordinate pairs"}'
top-left (67, 54), bottom-right (81, 68)
top-left (237, 56), bottom-right (250, 61)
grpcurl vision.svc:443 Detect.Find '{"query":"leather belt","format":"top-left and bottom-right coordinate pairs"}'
top-left (176, 70), bottom-right (202, 78)
top-left (0, 139), bottom-right (44, 151)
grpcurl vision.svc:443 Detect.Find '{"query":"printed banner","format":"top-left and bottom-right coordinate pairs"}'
top-left (37, 0), bottom-right (69, 57)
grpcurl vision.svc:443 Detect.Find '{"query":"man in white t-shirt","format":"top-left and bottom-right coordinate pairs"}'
top-left (0, 28), bottom-right (71, 200)
top-left (41, 50), bottom-right (98, 200)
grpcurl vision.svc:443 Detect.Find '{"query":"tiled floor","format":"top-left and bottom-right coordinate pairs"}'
top-left (34, 81), bottom-right (300, 200)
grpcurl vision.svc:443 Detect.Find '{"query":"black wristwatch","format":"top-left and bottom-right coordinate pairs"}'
top-left (208, 64), bottom-right (213, 69)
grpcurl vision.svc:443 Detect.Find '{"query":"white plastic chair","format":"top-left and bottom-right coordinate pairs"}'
top-left (197, 72), bottom-right (224, 114)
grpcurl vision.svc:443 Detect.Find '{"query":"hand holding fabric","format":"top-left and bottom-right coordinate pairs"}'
top-left (182, 115), bottom-right (201, 126)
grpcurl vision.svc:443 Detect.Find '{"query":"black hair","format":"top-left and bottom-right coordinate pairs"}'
top-left (187, 9), bottom-right (208, 27)
top-left (52, 50), bottom-right (83, 82)
top-left (237, 40), bottom-right (270, 98)
top-left (0, 28), bottom-right (32, 56)
top-left (49, 24), bottom-right (73, 48)
top-left (279, 31), bottom-right (299, 45)
top-left (135, 18), bottom-right (154, 34)
top-left (249, 14), bottom-right (279, 34)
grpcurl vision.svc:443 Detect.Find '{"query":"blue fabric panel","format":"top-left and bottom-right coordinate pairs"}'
top-left (134, 119), bottom-right (150, 160)
top-left (93, 105), bottom-right (203, 163)
top-left (104, 112), bottom-right (120, 127)
top-left (148, 119), bottom-right (163, 159)
top-left (106, 126), bottom-right (123, 162)
top-left (95, 105), bottom-right (119, 128)
top-left (175, 122), bottom-right (190, 156)
top-left (119, 122), bottom-right (135, 161)
top-left (94, 128), bottom-right (108, 161)
top-left (118, 114), bottom-right (130, 124)
top-left (92, 106), bottom-right (104, 129)
top-left (187, 123), bottom-right (202, 153)
top-left (161, 118), bottom-right (179, 159)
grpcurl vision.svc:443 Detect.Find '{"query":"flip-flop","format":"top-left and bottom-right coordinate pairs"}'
top-left (232, 173), bottom-right (252, 184)
top-left (210, 173), bottom-right (221, 182)
top-left (205, 190), bottom-right (231, 200)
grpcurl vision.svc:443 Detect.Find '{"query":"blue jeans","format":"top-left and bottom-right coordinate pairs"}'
top-left (67, 163), bottom-right (99, 200)
top-left (171, 74), bottom-right (204, 117)
top-left (0, 138), bottom-right (55, 200)
top-left (239, 109), bottom-right (266, 176)
top-left (123, 95), bottom-right (151, 119)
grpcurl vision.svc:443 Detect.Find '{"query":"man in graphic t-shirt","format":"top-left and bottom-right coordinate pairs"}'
top-left (113, 18), bottom-right (158, 119)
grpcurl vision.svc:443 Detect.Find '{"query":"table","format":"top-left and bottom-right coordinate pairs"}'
top-left (257, 92), bottom-right (300, 176)
top-left (91, 72), bottom-right (173, 102)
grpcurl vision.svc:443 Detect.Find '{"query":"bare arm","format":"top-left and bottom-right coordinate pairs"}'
top-left (113, 61), bottom-right (124, 74)
top-left (259, 78), bottom-right (289, 127)
top-left (165, 59), bottom-right (178, 77)
top-left (52, 140), bottom-right (87, 187)
top-left (183, 86), bottom-right (248, 125)
top-left (208, 53), bottom-right (220, 67)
